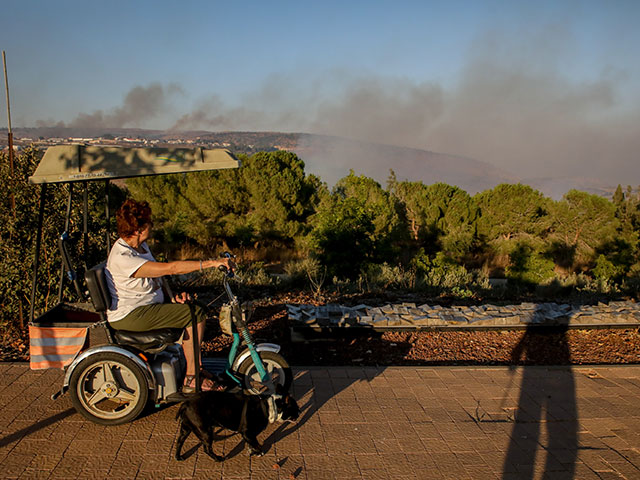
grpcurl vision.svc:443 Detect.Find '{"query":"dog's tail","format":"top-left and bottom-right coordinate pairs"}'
top-left (176, 401), bottom-right (187, 421)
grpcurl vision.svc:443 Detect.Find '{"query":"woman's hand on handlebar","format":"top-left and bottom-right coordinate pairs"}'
top-left (201, 257), bottom-right (236, 273)
top-left (173, 291), bottom-right (192, 304)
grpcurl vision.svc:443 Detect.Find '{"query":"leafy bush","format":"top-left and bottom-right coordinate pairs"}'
top-left (505, 242), bottom-right (556, 285)
top-left (283, 257), bottom-right (321, 283)
top-left (311, 172), bottom-right (404, 279)
top-left (238, 262), bottom-right (274, 286)
top-left (414, 251), bottom-right (473, 290)
top-left (622, 263), bottom-right (640, 296)
top-left (359, 262), bottom-right (415, 291)
top-left (593, 254), bottom-right (625, 282)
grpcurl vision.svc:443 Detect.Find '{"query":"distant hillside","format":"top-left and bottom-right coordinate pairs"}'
top-left (292, 133), bottom-right (518, 194)
top-left (521, 176), bottom-right (617, 200)
top-left (4, 127), bottom-right (618, 198)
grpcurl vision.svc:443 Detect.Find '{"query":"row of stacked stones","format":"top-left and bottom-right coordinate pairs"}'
top-left (287, 301), bottom-right (640, 329)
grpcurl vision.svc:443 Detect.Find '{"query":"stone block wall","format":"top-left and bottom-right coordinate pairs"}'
top-left (287, 301), bottom-right (640, 329)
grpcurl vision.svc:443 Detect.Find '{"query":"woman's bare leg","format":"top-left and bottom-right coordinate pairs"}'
top-left (182, 320), bottom-right (206, 376)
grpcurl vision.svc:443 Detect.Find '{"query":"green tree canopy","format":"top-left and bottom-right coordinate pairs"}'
top-left (311, 171), bottom-right (404, 278)
top-left (390, 180), bottom-right (478, 259)
top-left (127, 150), bottom-right (324, 249)
top-left (423, 183), bottom-right (478, 259)
top-left (474, 183), bottom-right (551, 242)
top-left (241, 151), bottom-right (324, 244)
top-left (613, 184), bottom-right (625, 205)
top-left (549, 189), bottom-right (618, 260)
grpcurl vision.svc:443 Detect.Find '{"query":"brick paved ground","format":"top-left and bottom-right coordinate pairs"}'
top-left (0, 363), bottom-right (639, 479)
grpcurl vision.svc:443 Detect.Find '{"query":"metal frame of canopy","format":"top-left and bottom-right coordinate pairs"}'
top-left (28, 144), bottom-right (240, 323)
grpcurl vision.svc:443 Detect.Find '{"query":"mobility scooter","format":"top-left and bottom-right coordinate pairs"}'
top-left (28, 145), bottom-right (292, 425)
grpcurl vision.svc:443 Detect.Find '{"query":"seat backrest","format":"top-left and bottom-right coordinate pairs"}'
top-left (58, 231), bottom-right (85, 299)
top-left (85, 263), bottom-right (111, 314)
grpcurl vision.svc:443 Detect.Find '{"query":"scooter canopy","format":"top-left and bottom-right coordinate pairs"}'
top-left (29, 144), bottom-right (240, 184)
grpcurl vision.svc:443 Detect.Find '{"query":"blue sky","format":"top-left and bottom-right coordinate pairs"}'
top-left (2, 0), bottom-right (640, 182)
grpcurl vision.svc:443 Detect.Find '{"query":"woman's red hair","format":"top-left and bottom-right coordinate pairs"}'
top-left (116, 199), bottom-right (152, 238)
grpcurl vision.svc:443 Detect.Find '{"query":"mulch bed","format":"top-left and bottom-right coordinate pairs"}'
top-left (200, 291), bottom-right (640, 367)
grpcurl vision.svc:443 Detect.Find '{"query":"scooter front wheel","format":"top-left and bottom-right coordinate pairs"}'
top-left (69, 351), bottom-right (149, 425)
top-left (237, 351), bottom-right (292, 394)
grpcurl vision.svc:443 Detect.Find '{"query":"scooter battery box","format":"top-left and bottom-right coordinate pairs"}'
top-left (150, 345), bottom-right (186, 402)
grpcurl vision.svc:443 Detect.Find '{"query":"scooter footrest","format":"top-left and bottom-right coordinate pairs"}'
top-left (165, 392), bottom-right (193, 403)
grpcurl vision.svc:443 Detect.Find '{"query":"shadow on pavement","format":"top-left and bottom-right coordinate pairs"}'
top-left (0, 408), bottom-right (76, 448)
top-left (261, 341), bottom-right (413, 456)
top-left (502, 318), bottom-right (578, 478)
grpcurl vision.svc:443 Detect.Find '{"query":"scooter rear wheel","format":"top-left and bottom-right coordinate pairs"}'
top-left (69, 351), bottom-right (149, 425)
top-left (237, 351), bottom-right (292, 394)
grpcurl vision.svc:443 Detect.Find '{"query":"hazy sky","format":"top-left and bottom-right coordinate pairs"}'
top-left (2, 0), bottom-right (639, 182)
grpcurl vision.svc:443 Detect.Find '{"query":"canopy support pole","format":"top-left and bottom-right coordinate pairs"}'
top-left (58, 183), bottom-right (74, 303)
top-left (30, 184), bottom-right (47, 323)
top-left (105, 180), bottom-right (111, 254)
top-left (83, 182), bottom-right (89, 269)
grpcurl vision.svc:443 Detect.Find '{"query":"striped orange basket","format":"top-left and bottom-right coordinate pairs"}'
top-left (29, 325), bottom-right (88, 370)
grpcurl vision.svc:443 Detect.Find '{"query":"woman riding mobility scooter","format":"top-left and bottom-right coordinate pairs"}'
top-left (27, 145), bottom-right (292, 425)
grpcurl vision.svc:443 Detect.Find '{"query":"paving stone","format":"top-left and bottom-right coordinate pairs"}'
top-left (2, 364), bottom-right (640, 478)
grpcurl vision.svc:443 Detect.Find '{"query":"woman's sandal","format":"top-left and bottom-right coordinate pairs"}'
top-left (182, 374), bottom-right (225, 393)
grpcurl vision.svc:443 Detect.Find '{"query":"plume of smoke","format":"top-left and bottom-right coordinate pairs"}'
top-left (309, 77), bottom-right (445, 149)
top-left (50, 83), bottom-right (183, 129)
top-left (300, 28), bottom-right (640, 185)
top-left (165, 27), bottom-right (638, 186)
top-left (38, 25), bottom-right (639, 189)
top-left (170, 95), bottom-right (269, 132)
top-left (169, 73), bottom-right (313, 132)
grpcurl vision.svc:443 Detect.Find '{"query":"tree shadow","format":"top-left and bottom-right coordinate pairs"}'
top-left (546, 241), bottom-right (576, 271)
top-left (502, 315), bottom-right (578, 478)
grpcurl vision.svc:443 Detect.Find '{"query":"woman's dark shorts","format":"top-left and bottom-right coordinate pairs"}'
top-left (109, 303), bottom-right (206, 332)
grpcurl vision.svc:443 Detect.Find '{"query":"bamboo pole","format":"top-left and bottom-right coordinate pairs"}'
top-left (3, 51), bottom-right (16, 216)
top-left (4, 51), bottom-right (21, 328)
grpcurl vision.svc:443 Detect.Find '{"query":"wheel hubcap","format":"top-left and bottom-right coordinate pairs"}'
top-left (77, 360), bottom-right (141, 419)
top-left (247, 360), bottom-right (285, 392)
top-left (102, 382), bottom-right (118, 398)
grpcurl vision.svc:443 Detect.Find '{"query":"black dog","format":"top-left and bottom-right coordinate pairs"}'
top-left (175, 384), bottom-right (300, 461)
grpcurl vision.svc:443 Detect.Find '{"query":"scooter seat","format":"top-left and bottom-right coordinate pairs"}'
top-left (112, 328), bottom-right (183, 351)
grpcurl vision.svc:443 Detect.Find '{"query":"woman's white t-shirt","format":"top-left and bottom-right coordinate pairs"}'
top-left (105, 238), bottom-right (164, 323)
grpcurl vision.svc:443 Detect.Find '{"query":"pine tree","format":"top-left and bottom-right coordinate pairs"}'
top-left (613, 184), bottom-right (624, 205)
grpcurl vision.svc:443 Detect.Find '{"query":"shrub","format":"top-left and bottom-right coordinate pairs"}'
top-left (593, 254), bottom-right (625, 282)
top-left (505, 242), bottom-right (556, 285)
top-left (238, 262), bottom-right (274, 286)
top-left (359, 263), bottom-right (415, 291)
top-left (310, 172), bottom-right (404, 279)
top-left (284, 257), bottom-right (321, 284)
top-left (622, 263), bottom-right (640, 297)
top-left (414, 251), bottom-right (473, 290)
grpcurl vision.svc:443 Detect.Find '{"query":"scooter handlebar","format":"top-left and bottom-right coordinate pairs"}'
top-left (218, 264), bottom-right (234, 278)
top-left (219, 252), bottom-right (236, 278)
